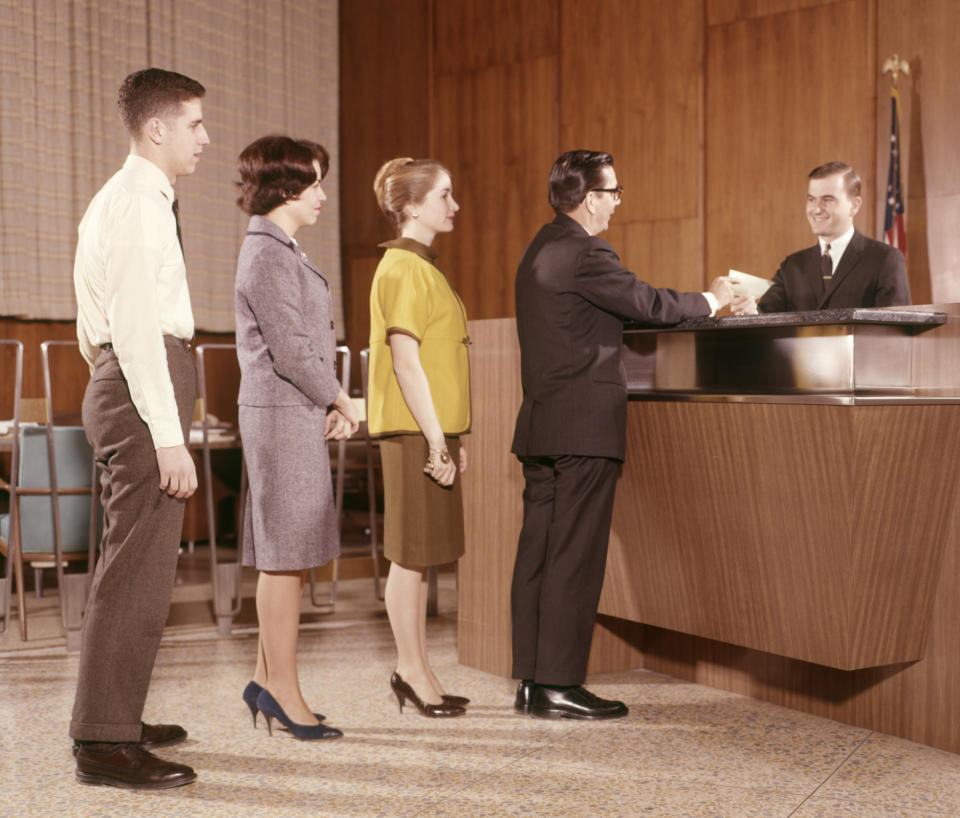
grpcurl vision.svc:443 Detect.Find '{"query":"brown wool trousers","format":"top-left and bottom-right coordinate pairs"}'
top-left (69, 338), bottom-right (196, 742)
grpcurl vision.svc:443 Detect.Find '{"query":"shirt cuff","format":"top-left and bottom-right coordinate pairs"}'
top-left (149, 418), bottom-right (186, 449)
top-left (702, 292), bottom-right (720, 316)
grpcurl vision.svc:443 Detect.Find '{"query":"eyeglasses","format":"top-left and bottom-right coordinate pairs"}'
top-left (590, 186), bottom-right (623, 202)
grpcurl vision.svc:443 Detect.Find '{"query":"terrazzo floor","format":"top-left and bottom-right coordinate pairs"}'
top-left (2, 575), bottom-right (960, 817)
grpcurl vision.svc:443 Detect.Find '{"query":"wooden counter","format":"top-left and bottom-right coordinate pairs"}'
top-left (459, 308), bottom-right (960, 754)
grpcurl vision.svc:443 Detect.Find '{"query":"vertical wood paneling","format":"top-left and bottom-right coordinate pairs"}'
top-left (429, 0), bottom-right (559, 322)
top-left (560, 0), bottom-right (703, 225)
top-left (560, 0), bottom-right (706, 294)
top-left (877, 0), bottom-right (960, 304)
top-left (604, 218), bottom-right (704, 292)
top-left (433, 0), bottom-right (557, 73)
top-left (707, 0), bottom-right (844, 27)
top-left (339, 0), bottom-right (430, 377)
top-left (431, 57), bottom-right (558, 321)
top-left (705, 0), bottom-right (875, 280)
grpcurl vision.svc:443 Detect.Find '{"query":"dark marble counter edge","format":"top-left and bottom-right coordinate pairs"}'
top-left (625, 308), bottom-right (946, 333)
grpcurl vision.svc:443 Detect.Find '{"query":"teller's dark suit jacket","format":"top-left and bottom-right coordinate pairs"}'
top-left (758, 229), bottom-right (910, 313)
top-left (511, 213), bottom-right (711, 461)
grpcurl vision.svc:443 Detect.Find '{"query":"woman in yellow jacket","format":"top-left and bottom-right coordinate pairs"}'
top-left (369, 158), bottom-right (471, 717)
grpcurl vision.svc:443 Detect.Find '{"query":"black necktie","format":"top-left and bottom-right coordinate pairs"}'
top-left (820, 243), bottom-right (832, 291)
top-left (172, 199), bottom-right (184, 254)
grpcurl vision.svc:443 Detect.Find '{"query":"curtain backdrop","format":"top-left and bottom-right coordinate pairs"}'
top-left (0, 0), bottom-right (341, 334)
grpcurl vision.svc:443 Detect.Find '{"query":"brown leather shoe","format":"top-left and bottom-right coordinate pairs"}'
top-left (139, 722), bottom-right (188, 749)
top-left (75, 743), bottom-right (196, 789)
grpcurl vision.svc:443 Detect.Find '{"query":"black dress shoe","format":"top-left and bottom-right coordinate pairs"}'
top-left (75, 743), bottom-right (196, 789)
top-left (530, 685), bottom-right (628, 720)
top-left (72, 721), bottom-right (188, 756)
top-left (514, 679), bottom-right (535, 714)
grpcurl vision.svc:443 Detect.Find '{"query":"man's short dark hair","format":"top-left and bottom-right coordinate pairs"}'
top-left (236, 135), bottom-right (330, 216)
top-left (809, 161), bottom-right (861, 199)
top-left (118, 68), bottom-right (206, 136)
top-left (548, 150), bottom-right (614, 213)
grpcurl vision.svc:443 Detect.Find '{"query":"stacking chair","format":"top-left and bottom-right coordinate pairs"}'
top-left (194, 343), bottom-right (244, 636)
top-left (40, 341), bottom-right (99, 649)
top-left (0, 340), bottom-right (24, 636)
top-left (0, 341), bottom-right (98, 646)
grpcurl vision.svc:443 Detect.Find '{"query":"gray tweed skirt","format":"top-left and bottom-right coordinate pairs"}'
top-left (240, 404), bottom-right (339, 571)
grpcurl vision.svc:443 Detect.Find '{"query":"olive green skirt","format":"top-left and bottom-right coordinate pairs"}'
top-left (379, 435), bottom-right (465, 567)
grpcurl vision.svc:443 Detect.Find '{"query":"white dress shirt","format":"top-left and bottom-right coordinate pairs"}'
top-left (74, 154), bottom-right (195, 448)
top-left (818, 224), bottom-right (855, 275)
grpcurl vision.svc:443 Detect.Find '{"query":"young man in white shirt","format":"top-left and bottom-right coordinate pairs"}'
top-left (70, 67), bottom-right (209, 790)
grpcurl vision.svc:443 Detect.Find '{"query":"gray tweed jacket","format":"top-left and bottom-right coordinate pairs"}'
top-left (234, 215), bottom-right (340, 408)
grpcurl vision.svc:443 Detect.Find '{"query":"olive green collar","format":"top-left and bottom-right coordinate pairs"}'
top-left (378, 236), bottom-right (438, 264)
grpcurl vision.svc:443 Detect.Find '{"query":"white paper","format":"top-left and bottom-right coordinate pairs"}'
top-left (728, 269), bottom-right (772, 299)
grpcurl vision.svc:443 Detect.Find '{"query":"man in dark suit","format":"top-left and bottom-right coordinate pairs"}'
top-left (744, 162), bottom-right (909, 313)
top-left (510, 150), bottom-right (733, 720)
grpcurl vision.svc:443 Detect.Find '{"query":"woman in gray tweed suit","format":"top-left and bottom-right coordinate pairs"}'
top-left (234, 136), bottom-right (359, 740)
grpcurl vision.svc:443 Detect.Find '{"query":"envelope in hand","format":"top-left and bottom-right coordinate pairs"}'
top-left (728, 269), bottom-right (772, 299)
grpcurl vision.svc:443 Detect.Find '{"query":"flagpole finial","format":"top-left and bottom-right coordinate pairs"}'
top-left (882, 54), bottom-right (910, 87)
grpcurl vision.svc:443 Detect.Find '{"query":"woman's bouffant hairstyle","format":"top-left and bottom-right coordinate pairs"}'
top-left (373, 157), bottom-right (449, 235)
top-left (548, 150), bottom-right (614, 214)
top-left (236, 135), bottom-right (330, 216)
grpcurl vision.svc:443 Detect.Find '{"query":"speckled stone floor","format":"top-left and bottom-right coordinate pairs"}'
top-left (1, 575), bottom-right (959, 817)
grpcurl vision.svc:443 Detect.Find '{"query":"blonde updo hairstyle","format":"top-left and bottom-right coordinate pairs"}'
top-left (373, 157), bottom-right (449, 235)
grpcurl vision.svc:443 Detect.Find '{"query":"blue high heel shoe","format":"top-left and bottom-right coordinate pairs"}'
top-left (255, 689), bottom-right (343, 740)
top-left (242, 681), bottom-right (325, 727)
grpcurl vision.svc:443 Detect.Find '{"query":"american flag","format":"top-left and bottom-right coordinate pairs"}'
top-left (883, 88), bottom-right (906, 255)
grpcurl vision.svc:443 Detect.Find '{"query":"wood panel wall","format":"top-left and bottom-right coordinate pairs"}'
top-left (339, 0), bottom-right (710, 364)
top-left (877, 0), bottom-right (960, 305)
top-left (431, 0), bottom-right (559, 320)
top-left (339, 0), bottom-right (430, 386)
top-left (705, 0), bottom-right (877, 280)
top-left (340, 0), bottom-right (960, 350)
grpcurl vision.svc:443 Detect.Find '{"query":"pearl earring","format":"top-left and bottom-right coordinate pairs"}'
top-left (411, 211), bottom-right (419, 219)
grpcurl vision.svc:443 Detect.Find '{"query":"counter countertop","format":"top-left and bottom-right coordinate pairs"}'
top-left (626, 307), bottom-right (946, 333)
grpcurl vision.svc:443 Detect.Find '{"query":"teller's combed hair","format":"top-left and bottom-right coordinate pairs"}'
top-left (809, 161), bottom-right (862, 199)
